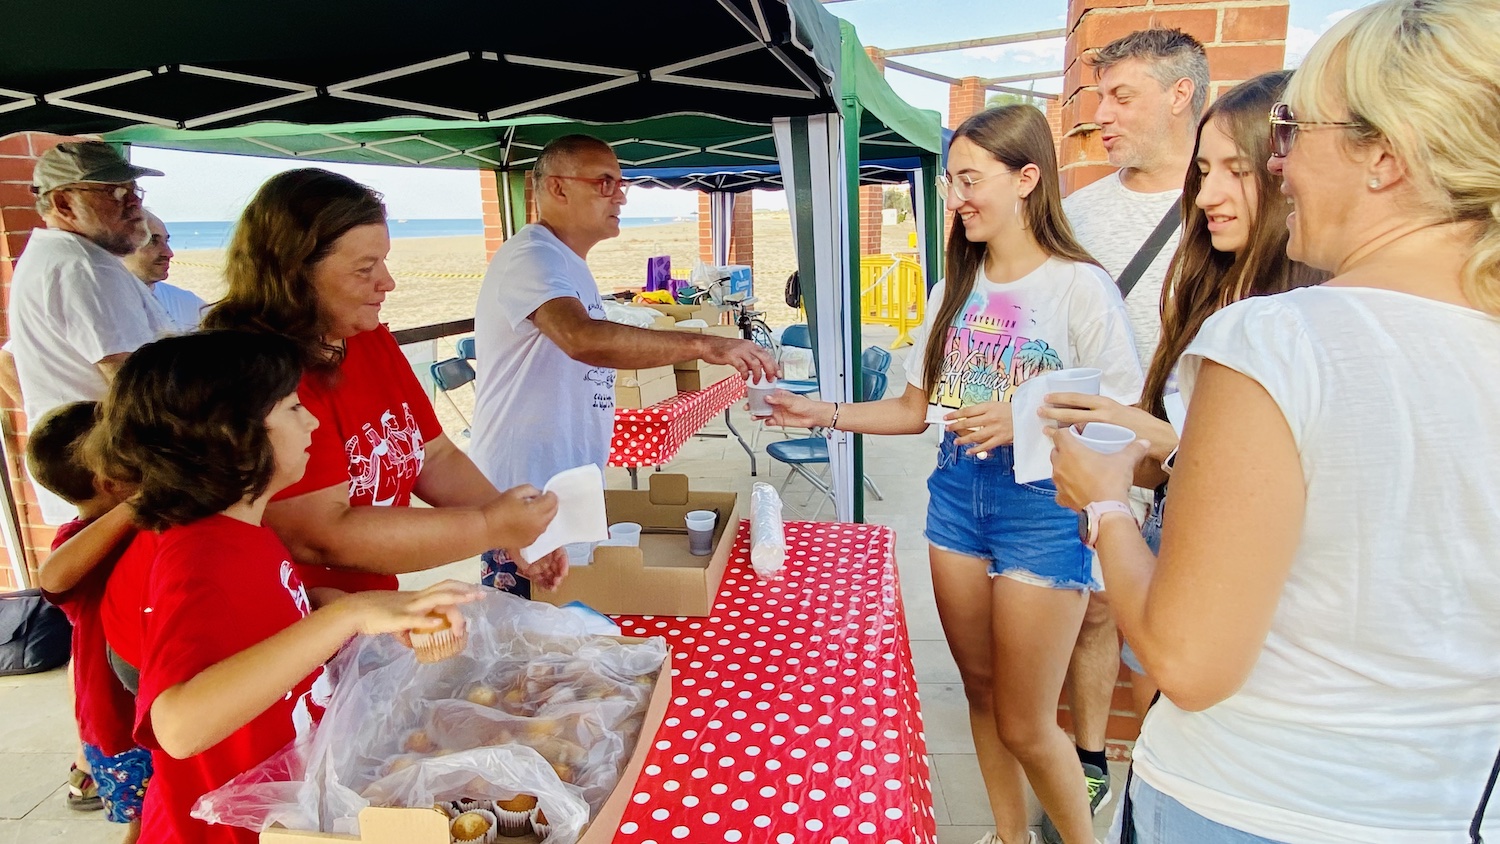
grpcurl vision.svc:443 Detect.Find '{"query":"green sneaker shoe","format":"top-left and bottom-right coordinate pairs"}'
top-left (1083, 762), bottom-right (1112, 814)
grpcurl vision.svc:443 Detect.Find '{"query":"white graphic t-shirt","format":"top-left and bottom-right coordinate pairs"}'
top-left (908, 257), bottom-right (1143, 411)
top-left (471, 224), bottom-right (615, 491)
top-left (1063, 171), bottom-right (1182, 366)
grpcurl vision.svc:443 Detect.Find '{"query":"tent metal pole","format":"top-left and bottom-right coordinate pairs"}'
top-left (842, 96), bottom-right (865, 523)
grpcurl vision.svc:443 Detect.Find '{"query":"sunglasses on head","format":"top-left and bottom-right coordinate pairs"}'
top-left (1268, 101), bottom-right (1362, 158)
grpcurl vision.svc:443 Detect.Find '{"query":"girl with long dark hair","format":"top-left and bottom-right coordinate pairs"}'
top-left (765, 105), bottom-right (1142, 844)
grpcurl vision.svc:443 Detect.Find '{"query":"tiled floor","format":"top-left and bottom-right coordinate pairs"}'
top-left (0, 327), bottom-right (1124, 843)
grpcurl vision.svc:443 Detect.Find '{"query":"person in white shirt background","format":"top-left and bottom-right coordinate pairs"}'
top-left (1048, 0), bottom-right (1500, 840)
top-left (123, 211), bottom-right (206, 332)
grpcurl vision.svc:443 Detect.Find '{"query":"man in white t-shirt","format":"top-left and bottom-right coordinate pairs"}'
top-left (8, 141), bottom-right (176, 525)
top-left (1051, 28), bottom-right (1207, 832)
top-left (470, 134), bottom-right (777, 596)
top-left (123, 211), bottom-right (206, 331)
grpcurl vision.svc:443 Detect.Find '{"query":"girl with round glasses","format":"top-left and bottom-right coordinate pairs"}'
top-left (767, 105), bottom-right (1142, 844)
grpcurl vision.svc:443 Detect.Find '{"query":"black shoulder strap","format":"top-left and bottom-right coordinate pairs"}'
top-left (1116, 200), bottom-right (1182, 301)
top-left (1472, 741), bottom-right (1500, 843)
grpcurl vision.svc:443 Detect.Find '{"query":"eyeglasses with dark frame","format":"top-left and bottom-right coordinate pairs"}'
top-left (548, 174), bottom-right (630, 198)
top-left (1268, 102), bottom-right (1362, 158)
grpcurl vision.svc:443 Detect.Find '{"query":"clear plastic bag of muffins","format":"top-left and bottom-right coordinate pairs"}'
top-left (193, 591), bottom-right (666, 844)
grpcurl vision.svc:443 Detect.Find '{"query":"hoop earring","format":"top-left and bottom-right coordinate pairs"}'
top-left (1014, 198), bottom-right (1026, 229)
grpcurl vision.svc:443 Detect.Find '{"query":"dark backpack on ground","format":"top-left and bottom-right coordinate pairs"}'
top-left (0, 588), bottom-right (71, 676)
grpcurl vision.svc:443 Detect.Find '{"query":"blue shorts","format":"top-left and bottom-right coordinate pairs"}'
top-left (81, 742), bottom-right (151, 824)
top-left (1109, 776), bottom-right (1289, 844)
top-left (1120, 494), bottom-right (1165, 675)
top-left (924, 434), bottom-right (1095, 591)
top-left (479, 549), bottom-right (530, 599)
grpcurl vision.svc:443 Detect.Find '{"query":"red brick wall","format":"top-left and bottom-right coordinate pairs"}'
top-left (947, 76), bottom-right (988, 132)
top-left (858, 185), bottom-right (883, 256)
top-left (696, 193), bottom-right (755, 267)
top-left (0, 132), bottom-right (81, 589)
top-left (480, 170), bottom-right (504, 262)
top-left (1060, 0), bottom-right (1290, 195)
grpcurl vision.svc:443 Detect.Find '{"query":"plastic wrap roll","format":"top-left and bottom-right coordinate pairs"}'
top-left (749, 482), bottom-right (787, 581)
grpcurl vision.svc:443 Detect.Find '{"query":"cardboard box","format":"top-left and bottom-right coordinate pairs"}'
top-left (261, 640), bottom-right (673, 844)
top-left (647, 314), bottom-right (676, 331)
top-left (642, 302), bottom-right (725, 324)
top-left (721, 264), bottom-right (753, 298)
top-left (614, 366), bottom-right (676, 409)
top-left (671, 323), bottom-right (741, 372)
top-left (674, 365), bottom-right (737, 392)
top-left (535, 474), bottom-right (739, 617)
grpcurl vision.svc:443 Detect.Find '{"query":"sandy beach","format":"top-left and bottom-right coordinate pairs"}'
top-left (164, 210), bottom-right (920, 335)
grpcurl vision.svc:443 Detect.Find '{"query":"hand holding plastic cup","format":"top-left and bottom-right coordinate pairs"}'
top-left (1075, 422), bottom-right (1136, 454)
top-left (1048, 367), bottom-right (1102, 395)
top-left (747, 376), bottom-right (776, 418)
top-left (685, 510), bottom-right (717, 556)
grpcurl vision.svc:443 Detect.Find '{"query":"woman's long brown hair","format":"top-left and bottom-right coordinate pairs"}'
top-left (919, 105), bottom-right (1099, 396)
top-left (1141, 70), bottom-right (1324, 418)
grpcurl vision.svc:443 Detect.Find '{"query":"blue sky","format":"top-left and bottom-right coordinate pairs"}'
top-left (135, 0), bottom-right (1365, 224)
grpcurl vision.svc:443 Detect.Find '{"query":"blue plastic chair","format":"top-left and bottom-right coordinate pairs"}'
top-left (861, 345), bottom-right (891, 376)
top-left (766, 369), bottom-right (888, 517)
top-left (777, 324), bottom-right (818, 394)
top-left (455, 336), bottom-right (476, 361)
top-left (430, 356), bottom-right (476, 437)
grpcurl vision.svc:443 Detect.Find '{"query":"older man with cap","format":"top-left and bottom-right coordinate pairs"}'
top-left (123, 211), bottom-right (206, 331)
top-left (8, 141), bottom-right (175, 525)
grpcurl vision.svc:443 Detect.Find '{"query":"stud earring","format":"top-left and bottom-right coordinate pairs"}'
top-left (1368, 178), bottom-right (1381, 189)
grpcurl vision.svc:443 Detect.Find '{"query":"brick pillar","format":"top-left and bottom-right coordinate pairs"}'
top-left (524, 172), bottom-right (538, 225)
top-left (0, 132), bottom-right (78, 589)
top-left (727, 193), bottom-right (753, 267)
top-left (947, 76), bottom-right (988, 131)
top-left (1045, 98), bottom-right (1065, 157)
top-left (858, 185), bottom-right (883, 256)
top-left (1060, 0), bottom-right (1289, 195)
top-left (864, 46), bottom-right (886, 74)
top-left (697, 193), bottom-right (713, 264)
top-left (480, 170), bottom-right (504, 261)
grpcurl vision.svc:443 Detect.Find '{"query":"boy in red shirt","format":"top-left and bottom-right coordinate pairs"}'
top-left (29, 401), bottom-right (150, 843)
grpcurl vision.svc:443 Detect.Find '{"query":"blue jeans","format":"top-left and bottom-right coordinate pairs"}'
top-left (1110, 776), bottom-right (1289, 844)
top-left (479, 548), bottom-right (530, 599)
top-left (924, 433), bottom-right (1095, 590)
top-left (1120, 493), bottom-right (1165, 674)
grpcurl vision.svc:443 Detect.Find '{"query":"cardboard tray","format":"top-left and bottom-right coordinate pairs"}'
top-left (614, 366), bottom-right (677, 409)
top-left (261, 638), bottom-right (673, 844)
top-left (674, 365), bottom-right (737, 393)
top-left (535, 474), bottom-right (738, 617)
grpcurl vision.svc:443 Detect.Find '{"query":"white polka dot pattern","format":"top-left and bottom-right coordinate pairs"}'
top-left (609, 376), bottom-right (746, 468)
top-left (612, 521), bottom-right (937, 843)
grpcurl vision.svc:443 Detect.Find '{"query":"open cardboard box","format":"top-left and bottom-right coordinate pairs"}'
top-left (535, 474), bottom-right (739, 617)
top-left (614, 365), bottom-right (676, 409)
top-left (261, 638), bottom-right (673, 844)
top-left (642, 302), bottom-right (725, 324)
top-left (674, 364), bottom-right (737, 392)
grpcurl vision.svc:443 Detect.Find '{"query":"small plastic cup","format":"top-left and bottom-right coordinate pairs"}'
top-left (1049, 367), bottom-right (1102, 395)
top-left (1076, 422), bottom-right (1136, 454)
top-left (747, 376), bottom-right (776, 418)
top-left (685, 510), bottom-right (717, 556)
top-left (608, 522), bottom-right (642, 546)
top-left (924, 404), bottom-right (951, 425)
top-left (562, 541), bottom-right (597, 567)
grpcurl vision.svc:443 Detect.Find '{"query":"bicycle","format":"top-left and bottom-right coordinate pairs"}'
top-left (682, 275), bottom-right (779, 358)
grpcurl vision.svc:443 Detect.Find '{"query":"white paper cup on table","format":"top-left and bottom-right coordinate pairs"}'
top-left (685, 510), bottom-right (717, 556)
top-left (1076, 422), bottom-right (1137, 454)
top-left (1049, 367), bottom-right (1102, 395)
top-left (607, 522), bottom-right (642, 546)
top-left (747, 376), bottom-right (776, 418)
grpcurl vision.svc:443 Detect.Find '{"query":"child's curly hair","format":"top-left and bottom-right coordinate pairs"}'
top-left (83, 331), bottom-right (304, 531)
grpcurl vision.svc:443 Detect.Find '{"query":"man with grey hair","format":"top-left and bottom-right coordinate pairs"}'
top-left (8, 141), bottom-right (175, 525)
top-left (470, 133), bottom-right (776, 597)
top-left (1050, 28), bottom-right (1207, 837)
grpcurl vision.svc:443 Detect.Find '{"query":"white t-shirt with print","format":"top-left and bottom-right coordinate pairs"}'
top-left (906, 256), bottom-right (1142, 411)
top-left (8, 228), bottom-right (176, 524)
top-left (470, 224), bottom-right (615, 492)
top-left (1134, 287), bottom-right (1500, 842)
top-left (1063, 171), bottom-right (1181, 366)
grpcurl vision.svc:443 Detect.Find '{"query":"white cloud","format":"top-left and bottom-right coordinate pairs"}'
top-left (1286, 8), bottom-right (1355, 67)
top-left (969, 38), bottom-right (1066, 66)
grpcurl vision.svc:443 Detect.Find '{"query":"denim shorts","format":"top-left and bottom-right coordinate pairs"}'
top-left (1109, 776), bottom-right (1289, 844)
top-left (81, 742), bottom-right (152, 824)
top-left (924, 433), bottom-right (1095, 591)
top-left (1120, 493), bottom-right (1165, 674)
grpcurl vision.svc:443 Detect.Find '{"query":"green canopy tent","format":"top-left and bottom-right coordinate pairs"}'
top-left (2, 0), bottom-right (941, 546)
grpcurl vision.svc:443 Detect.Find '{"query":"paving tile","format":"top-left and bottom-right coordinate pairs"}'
top-left (927, 755), bottom-right (951, 825)
top-left (0, 817), bottom-right (121, 844)
top-left (0, 682), bottom-right (78, 754)
top-left (19, 783), bottom-right (113, 824)
top-left (938, 825), bottom-right (999, 844)
top-left (919, 684), bottom-right (982, 755)
top-left (0, 753), bottom-right (75, 819)
top-left (931, 752), bottom-right (993, 826)
top-left (910, 638), bottom-right (962, 684)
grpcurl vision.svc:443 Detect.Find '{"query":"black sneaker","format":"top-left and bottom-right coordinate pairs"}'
top-left (1037, 763), bottom-right (1112, 844)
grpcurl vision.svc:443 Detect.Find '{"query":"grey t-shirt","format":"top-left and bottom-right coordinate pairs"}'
top-left (1063, 171), bottom-right (1182, 366)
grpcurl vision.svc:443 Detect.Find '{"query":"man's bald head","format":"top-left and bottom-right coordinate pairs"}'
top-left (123, 211), bottom-right (174, 285)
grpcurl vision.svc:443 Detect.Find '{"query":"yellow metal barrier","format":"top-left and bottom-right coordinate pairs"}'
top-left (859, 254), bottom-right (925, 348)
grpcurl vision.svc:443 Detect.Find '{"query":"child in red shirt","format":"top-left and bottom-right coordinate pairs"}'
top-left (30, 401), bottom-right (151, 842)
top-left (85, 331), bottom-right (481, 844)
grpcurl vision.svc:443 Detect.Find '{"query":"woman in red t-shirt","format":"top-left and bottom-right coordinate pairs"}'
top-left (201, 169), bottom-right (564, 594)
top-left (86, 330), bottom-right (482, 844)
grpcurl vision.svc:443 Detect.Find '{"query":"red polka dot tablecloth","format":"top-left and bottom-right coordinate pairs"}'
top-left (611, 520), bottom-right (937, 844)
top-left (609, 376), bottom-right (746, 468)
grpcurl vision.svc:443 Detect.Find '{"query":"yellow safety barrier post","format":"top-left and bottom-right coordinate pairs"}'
top-left (859, 254), bottom-right (925, 348)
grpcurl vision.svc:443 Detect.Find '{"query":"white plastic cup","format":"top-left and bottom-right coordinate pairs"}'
top-left (685, 510), bottom-right (717, 556)
top-left (1049, 367), bottom-right (1103, 395)
top-left (924, 404), bottom-right (951, 425)
top-left (608, 522), bottom-right (642, 546)
top-left (747, 376), bottom-right (776, 417)
top-left (1076, 422), bottom-right (1136, 454)
top-left (563, 541), bottom-right (597, 567)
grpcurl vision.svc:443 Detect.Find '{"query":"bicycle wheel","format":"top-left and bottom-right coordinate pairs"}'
top-left (747, 317), bottom-right (779, 357)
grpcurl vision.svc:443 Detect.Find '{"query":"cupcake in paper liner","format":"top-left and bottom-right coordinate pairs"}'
top-left (409, 611), bottom-right (466, 663)
top-left (491, 794), bottom-right (537, 838)
top-left (449, 808), bottom-right (498, 844)
top-left (530, 807), bottom-right (551, 841)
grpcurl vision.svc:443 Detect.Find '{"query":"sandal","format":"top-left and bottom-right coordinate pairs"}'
top-left (66, 763), bottom-right (103, 812)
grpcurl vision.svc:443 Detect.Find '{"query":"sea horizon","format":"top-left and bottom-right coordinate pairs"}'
top-left (163, 216), bottom-right (693, 251)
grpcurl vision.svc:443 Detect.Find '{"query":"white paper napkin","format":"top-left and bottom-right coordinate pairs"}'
top-left (1011, 377), bottom-right (1055, 485)
top-left (520, 464), bottom-right (609, 563)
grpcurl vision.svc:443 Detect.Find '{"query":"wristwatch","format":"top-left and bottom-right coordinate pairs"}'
top-left (1077, 501), bottom-right (1137, 550)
